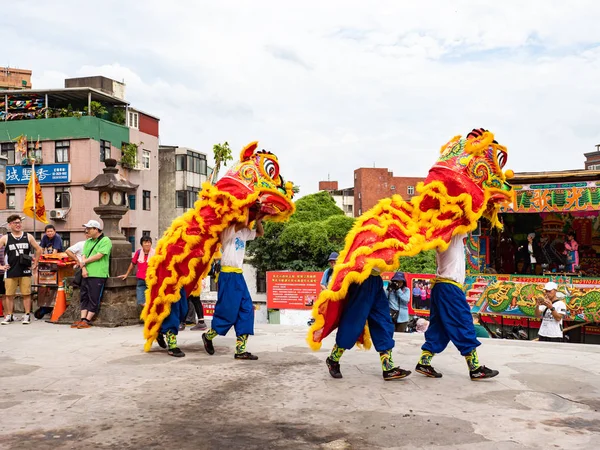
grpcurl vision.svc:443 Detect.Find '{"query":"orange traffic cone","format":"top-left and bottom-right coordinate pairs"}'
top-left (49, 281), bottom-right (67, 323)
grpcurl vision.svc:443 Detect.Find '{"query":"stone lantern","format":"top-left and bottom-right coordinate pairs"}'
top-left (82, 158), bottom-right (138, 276)
top-left (59, 158), bottom-right (140, 326)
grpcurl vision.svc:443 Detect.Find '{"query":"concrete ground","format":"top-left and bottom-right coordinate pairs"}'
top-left (1, 320), bottom-right (599, 450)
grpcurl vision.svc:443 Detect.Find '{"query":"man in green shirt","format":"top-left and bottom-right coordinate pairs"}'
top-left (71, 220), bottom-right (112, 329)
top-left (472, 313), bottom-right (490, 338)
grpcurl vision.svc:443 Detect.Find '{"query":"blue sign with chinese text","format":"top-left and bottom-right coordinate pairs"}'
top-left (5, 164), bottom-right (70, 185)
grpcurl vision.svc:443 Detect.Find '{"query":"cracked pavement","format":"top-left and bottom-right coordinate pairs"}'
top-left (1, 321), bottom-right (599, 449)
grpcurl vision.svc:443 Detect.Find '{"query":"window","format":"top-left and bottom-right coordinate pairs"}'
top-left (358, 192), bottom-right (361, 199)
top-left (142, 230), bottom-right (151, 237)
top-left (7, 188), bottom-right (15, 209)
top-left (128, 111), bottom-right (139, 129)
top-left (60, 232), bottom-right (71, 250)
top-left (100, 140), bottom-right (111, 162)
top-left (55, 141), bottom-right (70, 163)
top-left (390, 185), bottom-right (396, 191)
top-left (407, 186), bottom-right (415, 196)
top-left (176, 191), bottom-right (185, 208)
top-left (176, 189), bottom-right (199, 208)
top-left (142, 150), bottom-right (150, 169)
top-left (1, 143), bottom-right (15, 165)
top-left (27, 142), bottom-right (42, 164)
top-left (185, 151), bottom-right (207, 175)
top-left (187, 190), bottom-right (198, 208)
top-left (128, 194), bottom-right (136, 210)
top-left (143, 190), bottom-right (151, 210)
top-left (176, 154), bottom-right (186, 171)
top-left (55, 187), bottom-right (71, 208)
top-left (588, 164), bottom-right (600, 170)
top-left (256, 271), bottom-right (266, 293)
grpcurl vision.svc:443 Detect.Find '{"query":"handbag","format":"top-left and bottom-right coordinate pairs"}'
top-left (72, 268), bottom-right (83, 287)
top-left (18, 253), bottom-right (32, 268)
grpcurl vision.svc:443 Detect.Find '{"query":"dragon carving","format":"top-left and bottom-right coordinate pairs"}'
top-left (308, 129), bottom-right (514, 350)
top-left (142, 142), bottom-right (295, 351)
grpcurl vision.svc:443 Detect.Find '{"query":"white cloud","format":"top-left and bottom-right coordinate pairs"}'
top-left (4, 1), bottom-right (600, 195)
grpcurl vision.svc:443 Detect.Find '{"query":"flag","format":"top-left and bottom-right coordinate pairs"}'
top-left (23, 170), bottom-right (48, 224)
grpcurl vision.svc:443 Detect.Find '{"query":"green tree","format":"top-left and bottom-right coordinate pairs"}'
top-left (398, 250), bottom-right (437, 274)
top-left (210, 142), bottom-right (233, 184)
top-left (246, 191), bottom-right (355, 273)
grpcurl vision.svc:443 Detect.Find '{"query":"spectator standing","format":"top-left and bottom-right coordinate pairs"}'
top-left (412, 282), bottom-right (422, 310)
top-left (40, 224), bottom-right (64, 254)
top-left (564, 231), bottom-right (579, 273)
top-left (71, 220), bottom-right (112, 329)
top-left (0, 230), bottom-right (5, 316)
top-left (320, 252), bottom-right (339, 291)
top-left (387, 272), bottom-right (410, 332)
top-left (0, 215), bottom-right (42, 325)
top-left (119, 236), bottom-right (154, 313)
top-left (535, 281), bottom-right (567, 342)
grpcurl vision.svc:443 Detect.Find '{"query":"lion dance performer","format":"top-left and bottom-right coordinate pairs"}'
top-left (142, 142), bottom-right (295, 357)
top-left (308, 128), bottom-right (513, 381)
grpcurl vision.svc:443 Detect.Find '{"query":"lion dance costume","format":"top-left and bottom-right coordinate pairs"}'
top-left (308, 129), bottom-right (513, 380)
top-left (142, 142), bottom-right (295, 356)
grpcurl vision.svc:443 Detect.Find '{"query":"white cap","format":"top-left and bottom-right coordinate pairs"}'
top-left (544, 281), bottom-right (558, 291)
top-left (83, 220), bottom-right (102, 230)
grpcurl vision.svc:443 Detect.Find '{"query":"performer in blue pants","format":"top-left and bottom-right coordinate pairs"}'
top-left (326, 272), bottom-right (411, 381)
top-left (157, 287), bottom-right (189, 357)
top-left (202, 215), bottom-right (264, 360)
top-left (416, 234), bottom-right (499, 380)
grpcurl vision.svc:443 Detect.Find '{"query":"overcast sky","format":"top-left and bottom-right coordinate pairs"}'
top-left (3, 1), bottom-right (600, 196)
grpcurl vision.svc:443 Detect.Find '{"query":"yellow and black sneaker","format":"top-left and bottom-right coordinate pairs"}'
top-left (326, 357), bottom-right (343, 379)
top-left (202, 332), bottom-right (215, 355)
top-left (383, 367), bottom-right (411, 381)
top-left (234, 352), bottom-right (258, 360)
top-left (416, 363), bottom-right (443, 378)
top-left (470, 366), bottom-right (499, 380)
top-left (156, 333), bottom-right (167, 349)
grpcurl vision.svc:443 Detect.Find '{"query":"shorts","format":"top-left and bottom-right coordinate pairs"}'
top-left (5, 277), bottom-right (32, 296)
top-left (80, 277), bottom-right (106, 314)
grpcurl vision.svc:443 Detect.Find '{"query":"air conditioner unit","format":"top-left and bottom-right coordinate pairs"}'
top-left (49, 209), bottom-right (68, 220)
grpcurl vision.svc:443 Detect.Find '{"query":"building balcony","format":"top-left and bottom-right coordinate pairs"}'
top-left (0, 116), bottom-right (129, 145)
top-left (0, 87), bottom-right (128, 126)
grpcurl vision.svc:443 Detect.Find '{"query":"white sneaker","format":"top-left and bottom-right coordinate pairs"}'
top-left (22, 314), bottom-right (31, 325)
top-left (1, 314), bottom-right (14, 325)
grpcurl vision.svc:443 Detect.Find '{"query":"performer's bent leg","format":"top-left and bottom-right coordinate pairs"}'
top-left (417, 284), bottom-right (450, 378)
top-left (368, 287), bottom-right (411, 379)
top-left (160, 289), bottom-right (188, 357)
top-left (335, 279), bottom-right (377, 350)
top-left (420, 284), bottom-right (452, 357)
top-left (433, 283), bottom-right (481, 357)
top-left (211, 272), bottom-right (244, 336)
top-left (366, 284), bottom-right (396, 352)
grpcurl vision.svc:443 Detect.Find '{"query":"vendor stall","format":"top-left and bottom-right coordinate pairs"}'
top-left (34, 253), bottom-right (76, 319)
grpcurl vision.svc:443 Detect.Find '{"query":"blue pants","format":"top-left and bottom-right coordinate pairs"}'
top-left (136, 279), bottom-right (147, 305)
top-left (160, 288), bottom-right (189, 335)
top-left (212, 272), bottom-right (254, 336)
top-left (336, 275), bottom-right (395, 352)
top-left (421, 282), bottom-right (480, 356)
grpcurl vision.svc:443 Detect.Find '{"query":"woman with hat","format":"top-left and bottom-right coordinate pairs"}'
top-left (320, 252), bottom-right (339, 291)
top-left (387, 272), bottom-right (410, 332)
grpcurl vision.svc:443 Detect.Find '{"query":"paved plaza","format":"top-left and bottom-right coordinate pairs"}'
top-left (1, 321), bottom-right (599, 449)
